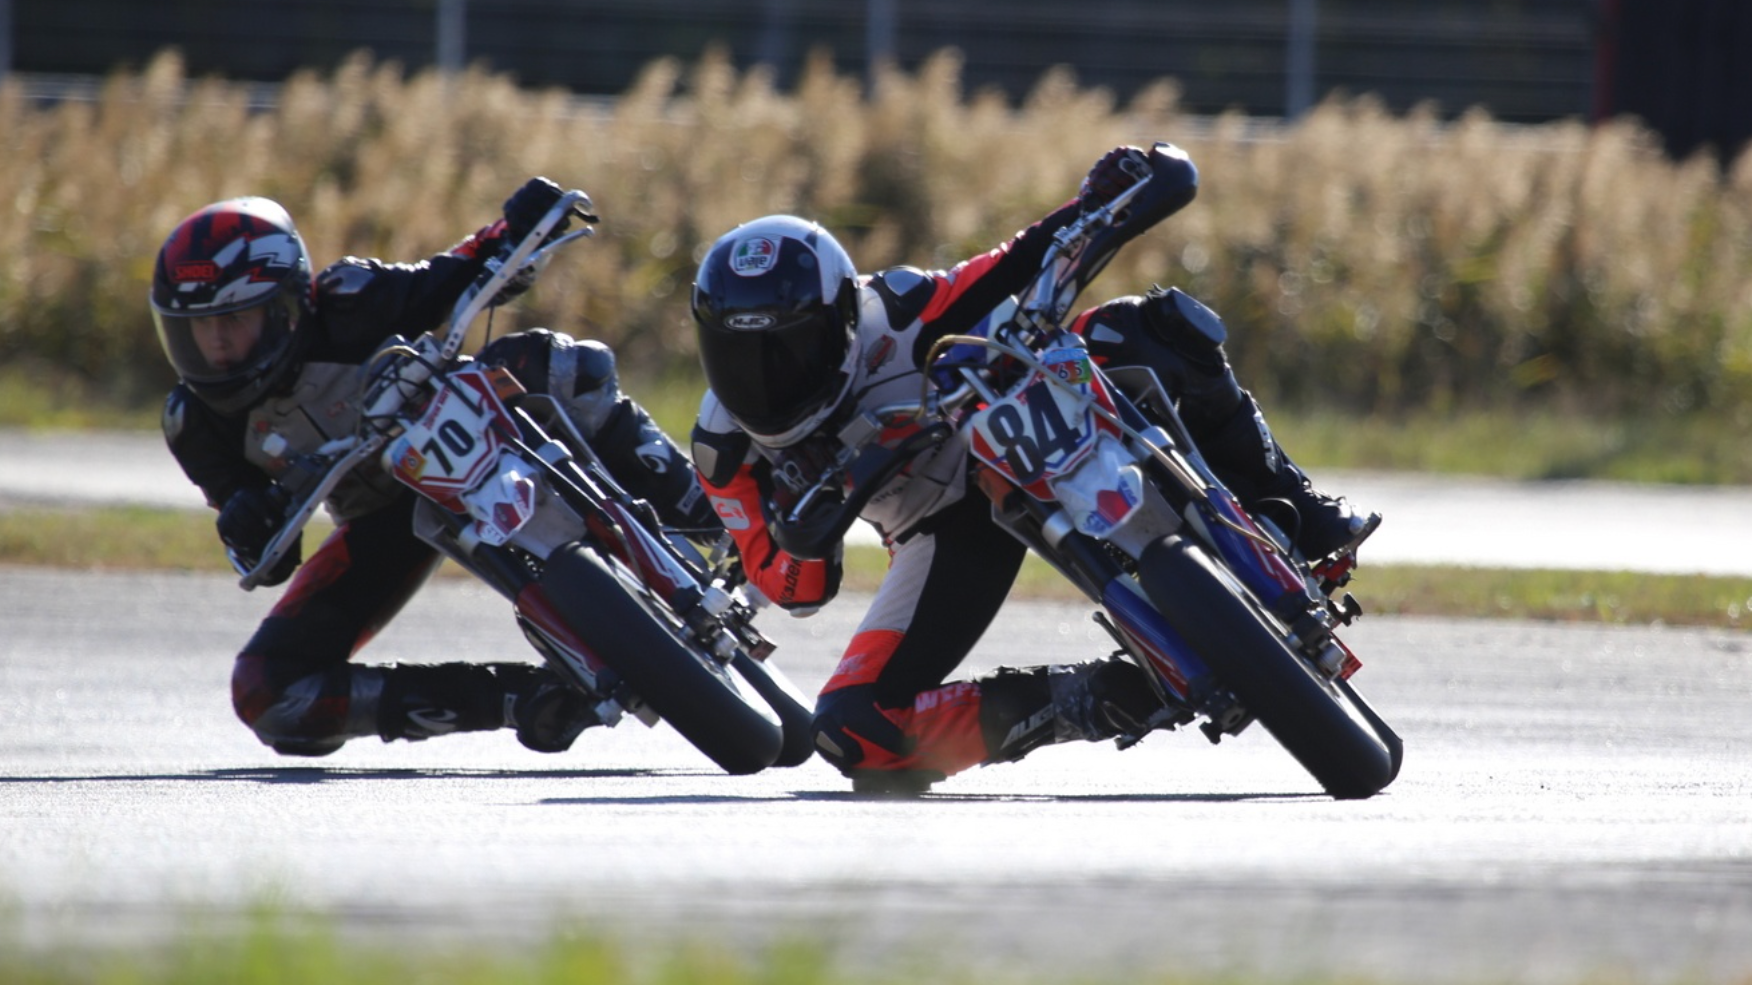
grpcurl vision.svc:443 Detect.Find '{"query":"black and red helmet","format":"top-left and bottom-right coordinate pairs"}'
top-left (690, 215), bottom-right (860, 447)
top-left (149, 197), bottom-right (312, 414)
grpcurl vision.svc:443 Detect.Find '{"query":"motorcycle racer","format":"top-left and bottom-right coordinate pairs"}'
top-left (151, 179), bottom-right (718, 757)
top-left (689, 145), bottom-right (1380, 792)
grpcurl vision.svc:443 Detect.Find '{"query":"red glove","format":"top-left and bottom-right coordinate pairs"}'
top-left (1080, 146), bottom-right (1149, 208)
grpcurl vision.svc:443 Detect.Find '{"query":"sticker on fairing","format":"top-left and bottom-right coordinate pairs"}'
top-left (1043, 347), bottom-right (1095, 385)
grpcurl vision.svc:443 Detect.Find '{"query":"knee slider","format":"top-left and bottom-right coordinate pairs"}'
top-left (231, 655), bottom-right (381, 754)
top-left (479, 330), bottom-right (621, 436)
top-left (554, 338), bottom-right (621, 436)
top-left (268, 736), bottom-right (347, 757)
top-left (810, 686), bottom-right (911, 772)
top-left (1143, 286), bottom-right (1228, 356)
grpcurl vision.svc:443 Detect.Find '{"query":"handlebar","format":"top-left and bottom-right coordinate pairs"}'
top-left (236, 189), bottom-right (597, 590)
top-left (1015, 142), bottom-right (1199, 340)
top-left (764, 144), bottom-right (1200, 563)
top-left (769, 422), bottom-right (953, 560)
top-left (440, 189), bottom-right (596, 364)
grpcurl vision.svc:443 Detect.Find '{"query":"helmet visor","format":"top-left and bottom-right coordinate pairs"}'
top-left (699, 307), bottom-right (852, 443)
top-left (152, 295), bottom-right (293, 386)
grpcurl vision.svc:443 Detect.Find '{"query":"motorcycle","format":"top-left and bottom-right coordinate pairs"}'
top-left (771, 144), bottom-right (1403, 798)
top-left (238, 190), bottom-right (815, 775)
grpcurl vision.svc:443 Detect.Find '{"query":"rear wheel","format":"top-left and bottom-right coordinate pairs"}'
top-left (541, 543), bottom-right (784, 774)
top-left (1137, 535), bottom-right (1398, 799)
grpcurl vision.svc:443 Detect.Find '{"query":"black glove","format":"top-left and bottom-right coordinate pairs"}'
top-left (502, 177), bottom-right (569, 245)
top-left (1080, 146), bottom-right (1149, 209)
top-left (766, 436), bottom-right (844, 520)
top-left (218, 484), bottom-right (299, 583)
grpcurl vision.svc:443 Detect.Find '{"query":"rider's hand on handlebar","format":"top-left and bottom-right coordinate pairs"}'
top-left (502, 176), bottom-right (587, 245)
top-left (1080, 146), bottom-right (1150, 210)
top-left (767, 436), bottom-right (844, 518)
top-left (218, 484), bottom-right (300, 584)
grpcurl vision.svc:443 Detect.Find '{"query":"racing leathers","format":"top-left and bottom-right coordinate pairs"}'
top-left (691, 200), bottom-right (1373, 790)
top-left (164, 225), bottom-right (716, 757)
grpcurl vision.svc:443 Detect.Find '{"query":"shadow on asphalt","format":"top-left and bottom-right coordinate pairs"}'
top-left (789, 789), bottom-right (1325, 804)
top-left (0, 767), bottom-right (675, 784)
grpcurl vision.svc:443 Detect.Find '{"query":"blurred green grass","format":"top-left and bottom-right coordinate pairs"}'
top-left (5, 504), bottom-right (1750, 630)
top-left (7, 366), bottom-right (1751, 485)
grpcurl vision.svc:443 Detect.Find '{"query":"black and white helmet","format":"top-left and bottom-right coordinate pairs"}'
top-left (691, 215), bottom-right (860, 447)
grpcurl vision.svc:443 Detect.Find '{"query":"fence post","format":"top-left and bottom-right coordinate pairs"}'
top-left (438, 0), bottom-right (465, 75)
top-left (1286, 0), bottom-right (1317, 118)
top-left (867, 0), bottom-right (896, 95)
top-left (0, 0), bottom-right (11, 80)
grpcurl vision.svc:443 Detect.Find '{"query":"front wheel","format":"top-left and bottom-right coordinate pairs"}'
top-left (541, 544), bottom-right (784, 774)
top-left (731, 653), bottom-right (817, 768)
top-left (1137, 536), bottom-right (1399, 799)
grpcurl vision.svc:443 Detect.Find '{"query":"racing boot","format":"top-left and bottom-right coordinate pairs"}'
top-left (977, 660), bottom-right (1167, 764)
top-left (1195, 394), bottom-right (1381, 562)
top-left (500, 663), bottom-right (603, 753)
top-left (376, 662), bottom-right (600, 752)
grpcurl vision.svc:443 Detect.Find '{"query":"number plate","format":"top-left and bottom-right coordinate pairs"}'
top-left (387, 367), bottom-right (515, 504)
top-left (968, 346), bottom-right (1106, 494)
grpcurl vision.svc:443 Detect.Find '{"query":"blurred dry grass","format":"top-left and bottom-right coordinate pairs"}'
top-left (3, 46), bottom-right (1751, 425)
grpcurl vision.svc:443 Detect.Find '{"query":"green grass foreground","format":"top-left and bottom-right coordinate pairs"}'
top-left (2, 917), bottom-right (868, 985)
top-left (4, 505), bottom-right (1750, 630)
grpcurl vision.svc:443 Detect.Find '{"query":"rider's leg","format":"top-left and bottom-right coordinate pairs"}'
top-left (808, 494), bottom-right (1165, 790)
top-left (229, 495), bottom-right (599, 756)
top-left (479, 329), bottom-right (718, 533)
top-left (1074, 287), bottom-right (1379, 560)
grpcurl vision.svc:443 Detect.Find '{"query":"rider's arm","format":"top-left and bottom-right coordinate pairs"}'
top-left (901, 199), bottom-right (1083, 359)
top-left (899, 146), bottom-right (1158, 355)
top-left (309, 237), bottom-right (496, 358)
top-left (702, 462), bottom-right (841, 612)
top-left (161, 384), bottom-right (261, 511)
top-left (692, 398), bottom-right (842, 612)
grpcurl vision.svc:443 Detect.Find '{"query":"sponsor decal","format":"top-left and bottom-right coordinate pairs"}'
top-left (395, 441), bottom-right (428, 482)
top-left (491, 501), bottom-right (523, 535)
top-left (711, 496), bottom-right (750, 529)
top-left (1044, 347), bottom-right (1094, 385)
top-left (161, 393), bottom-right (185, 440)
top-left (782, 556), bottom-right (804, 600)
top-left (730, 236), bottom-right (779, 276)
top-left (1081, 486), bottom-right (1138, 535)
top-left (725, 312), bottom-right (776, 330)
top-left (1000, 705), bottom-right (1056, 749)
top-left (915, 682), bottom-right (977, 712)
top-left (1096, 486), bottom-right (1138, 526)
top-left (406, 707), bottom-right (459, 736)
top-left (635, 439), bottom-right (671, 474)
top-left (172, 260), bottom-right (219, 283)
top-left (865, 335), bottom-right (896, 373)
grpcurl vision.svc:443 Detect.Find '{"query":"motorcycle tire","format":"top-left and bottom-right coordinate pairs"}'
top-left (731, 652), bottom-right (818, 768)
top-left (541, 543), bottom-right (785, 775)
top-left (1136, 535), bottom-right (1399, 799)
